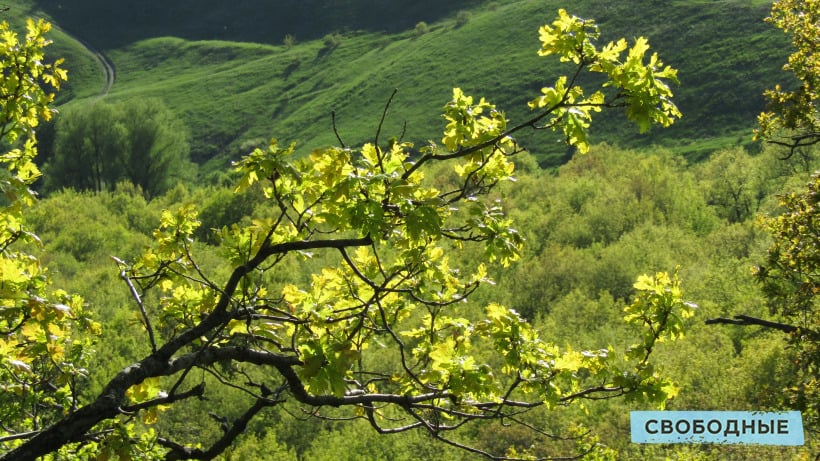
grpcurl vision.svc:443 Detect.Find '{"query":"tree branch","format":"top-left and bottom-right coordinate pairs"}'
top-left (767, 132), bottom-right (820, 158)
top-left (373, 88), bottom-right (399, 174)
top-left (160, 390), bottom-right (282, 461)
top-left (1, 223), bottom-right (377, 461)
top-left (116, 259), bottom-right (157, 353)
top-left (0, 430), bottom-right (39, 444)
top-left (0, 346), bottom-right (298, 461)
top-left (705, 314), bottom-right (799, 334)
top-left (121, 383), bottom-right (205, 413)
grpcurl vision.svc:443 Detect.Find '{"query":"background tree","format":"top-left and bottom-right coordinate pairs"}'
top-left (697, 147), bottom-right (769, 223)
top-left (48, 102), bottom-right (127, 192)
top-left (46, 98), bottom-right (190, 197)
top-left (2, 10), bottom-right (689, 460)
top-left (121, 99), bottom-right (191, 198)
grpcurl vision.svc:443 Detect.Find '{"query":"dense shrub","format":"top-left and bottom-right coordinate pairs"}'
top-left (455, 10), bottom-right (471, 27)
top-left (415, 21), bottom-right (430, 37)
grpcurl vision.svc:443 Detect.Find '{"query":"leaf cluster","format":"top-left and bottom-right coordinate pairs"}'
top-left (528, 9), bottom-right (680, 154)
top-left (756, 0), bottom-right (820, 152)
top-left (0, 18), bottom-right (100, 454)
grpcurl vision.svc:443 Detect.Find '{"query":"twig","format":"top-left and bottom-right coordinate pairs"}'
top-left (159, 392), bottom-right (282, 461)
top-left (374, 88), bottom-right (399, 153)
top-left (331, 110), bottom-right (345, 148)
top-left (114, 257), bottom-right (157, 353)
top-left (0, 430), bottom-right (39, 443)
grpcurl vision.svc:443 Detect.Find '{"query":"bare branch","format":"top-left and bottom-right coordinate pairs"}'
top-left (705, 314), bottom-right (799, 334)
top-left (766, 132), bottom-right (820, 158)
top-left (374, 88), bottom-right (399, 174)
top-left (331, 110), bottom-right (346, 148)
top-left (0, 430), bottom-right (39, 444)
top-left (160, 391), bottom-right (282, 461)
top-left (115, 258), bottom-right (157, 353)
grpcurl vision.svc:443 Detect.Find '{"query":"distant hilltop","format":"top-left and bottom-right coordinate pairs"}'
top-left (29, 0), bottom-right (482, 48)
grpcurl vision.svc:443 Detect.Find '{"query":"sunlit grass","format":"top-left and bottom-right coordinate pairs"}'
top-left (7, 0), bottom-right (789, 170)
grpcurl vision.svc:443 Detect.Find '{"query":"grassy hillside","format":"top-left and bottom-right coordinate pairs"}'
top-left (1, 3), bottom-right (103, 101)
top-left (6, 0), bottom-right (791, 168)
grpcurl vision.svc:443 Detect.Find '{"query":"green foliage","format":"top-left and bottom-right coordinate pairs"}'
top-left (500, 145), bottom-right (717, 318)
top-left (120, 99), bottom-right (192, 196)
top-left (625, 271), bottom-right (695, 361)
top-left (230, 431), bottom-right (298, 461)
top-left (0, 17), bottom-right (100, 455)
top-left (194, 187), bottom-right (260, 243)
top-left (49, 101), bottom-right (127, 191)
top-left (528, 9), bottom-right (680, 153)
top-left (0, 9), bottom-right (695, 460)
top-left (697, 147), bottom-right (770, 223)
top-left (17, 5), bottom-right (820, 459)
top-left (712, 0), bottom-right (820, 438)
top-left (47, 98), bottom-right (191, 197)
top-left (454, 10), bottom-right (471, 28)
top-left (321, 33), bottom-right (342, 51)
top-left (414, 21), bottom-right (430, 37)
top-left (29, 188), bottom-right (152, 264)
top-left (300, 419), bottom-right (468, 461)
top-left (753, 174), bottom-right (820, 429)
top-left (756, 0), bottom-right (820, 151)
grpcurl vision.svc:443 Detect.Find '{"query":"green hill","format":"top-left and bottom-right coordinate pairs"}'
top-left (6, 0), bottom-right (791, 168)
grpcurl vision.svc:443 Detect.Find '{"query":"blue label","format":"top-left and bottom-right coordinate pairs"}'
top-left (630, 411), bottom-right (804, 445)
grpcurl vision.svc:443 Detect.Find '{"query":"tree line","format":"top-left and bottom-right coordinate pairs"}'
top-left (42, 99), bottom-right (190, 198)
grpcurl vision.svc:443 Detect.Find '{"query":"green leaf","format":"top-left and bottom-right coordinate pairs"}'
top-left (405, 205), bottom-right (442, 242)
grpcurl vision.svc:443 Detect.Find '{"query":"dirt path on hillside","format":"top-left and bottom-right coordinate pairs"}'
top-left (53, 24), bottom-right (115, 98)
top-left (89, 43), bottom-right (115, 97)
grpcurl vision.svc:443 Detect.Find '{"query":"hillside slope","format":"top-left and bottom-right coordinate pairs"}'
top-left (9, 0), bottom-right (791, 167)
